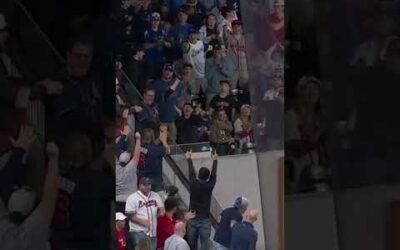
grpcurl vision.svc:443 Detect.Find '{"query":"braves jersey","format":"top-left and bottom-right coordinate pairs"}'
top-left (182, 40), bottom-right (205, 79)
top-left (125, 190), bottom-right (164, 237)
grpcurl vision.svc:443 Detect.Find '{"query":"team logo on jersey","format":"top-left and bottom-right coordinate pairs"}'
top-left (138, 199), bottom-right (158, 209)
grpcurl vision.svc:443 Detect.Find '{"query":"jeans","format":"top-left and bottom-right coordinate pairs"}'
top-left (213, 241), bottom-right (230, 250)
top-left (187, 218), bottom-right (211, 250)
top-left (128, 231), bottom-right (157, 250)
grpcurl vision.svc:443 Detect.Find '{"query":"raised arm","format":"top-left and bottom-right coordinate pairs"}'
top-left (132, 132), bottom-right (142, 166)
top-left (209, 151), bottom-right (218, 184)
top-left (185, 150), bottom-right (196, 181)
top-left (35, 142), bottom-right (59, 224)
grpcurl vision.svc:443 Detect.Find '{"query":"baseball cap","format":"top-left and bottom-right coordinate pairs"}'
top-left (8, 188), bottom-right (36, 216)
top-left (232, 19), bottom-right (242, 26)
top-left (151, 12), bottom-right (161, 21)
top-left (188, 27), bottom-right (199, 34)
top-left (178, 5), bottom-right (190, 14)
top-left (163, 63), bottom-right (175, 72)
top-left (116, 212), bottom-right (127, 221)
top-left (139, 177), bottom-right (152, 185)
top-left (233, 196), bottom-right (249, 209)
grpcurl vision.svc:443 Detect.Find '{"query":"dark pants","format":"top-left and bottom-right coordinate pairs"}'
top-left (128, 231), bottom-right (157, 250)
top-left (212, 143), bottom-right (231, 156)
top-left (187, 218), bottom-right (211, 250)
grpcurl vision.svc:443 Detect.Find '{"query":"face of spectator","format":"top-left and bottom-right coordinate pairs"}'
top-left (220, 82), bottom-right (230, 94)
top-left (241, 107), bottom-right (251, 117)
top-left (274, 3), bottom-right (284, 16)
top-left (143, 90), bottom-right (155, 104)
top-left (183, 66), bottom-right (193, 76)
top-left (213, 48), bottom-right (224, 58)
top-left (298, 82), bottom-right (319, 104)
top-left (151, 19), bottom-right (160, 28)
top-left (232, 24), bottom-right (242, 35)
top-left (207, 15), bottom-right (217, 28)
top-left (183, 104), bottom-right (193, 117)
top-left (139, 183), bottom-right (151, 195)
top-left (116, 220), bottom-right (126, 230)
top-left (162, 68), bottom-right (174, 80)
top-left (66, 42), bottom-right (93, 78)
top-left (270, 77), bottom-right (283, 88)
top-left (217, 110), bottom-right (228, 121)
top-left (178, 12), bottom-right (188, 23)
top-left (226, 11), bottom-right (236, 20)
top-left (189, 33), bottom-right (198, 43)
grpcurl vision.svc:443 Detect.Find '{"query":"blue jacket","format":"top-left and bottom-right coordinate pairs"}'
top-left (205, 55), bottom-right (235, 94)
top-left (230, 221), bottom-right (258, 250)
top-left (151, 78), bottom-right (184, 123)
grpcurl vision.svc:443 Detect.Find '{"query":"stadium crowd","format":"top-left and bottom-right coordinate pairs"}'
top-left (113, 0), bottom-right (274, 249)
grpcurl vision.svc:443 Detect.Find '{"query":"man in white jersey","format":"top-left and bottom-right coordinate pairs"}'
top-left (182, 28), bottom-right (206, 98)
top-left (125, 177), bottom-right (165, 250)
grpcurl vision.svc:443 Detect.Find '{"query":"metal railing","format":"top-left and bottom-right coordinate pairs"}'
top-left (12, 0), bottom-right (66, 142)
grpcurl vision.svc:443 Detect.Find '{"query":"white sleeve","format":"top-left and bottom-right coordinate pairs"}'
top-left (125, 194), bottom-right (138, 214)
top-left (234, 119), bottom-right (242, 133)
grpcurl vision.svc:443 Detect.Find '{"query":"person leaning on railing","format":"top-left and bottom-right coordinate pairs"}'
top-left (186, 149), bottom-right (218, 250)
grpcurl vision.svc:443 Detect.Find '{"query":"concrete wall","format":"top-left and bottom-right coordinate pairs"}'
top-left (166, 152), bottom-right (269, 250)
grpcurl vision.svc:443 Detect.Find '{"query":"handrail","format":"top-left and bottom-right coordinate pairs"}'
top-left (164, 155), bottom-right (221, 229)
top-left (13, 0), bottom-right (66, 64)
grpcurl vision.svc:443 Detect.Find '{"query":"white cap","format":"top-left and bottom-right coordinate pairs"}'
top-left (8, 188), bottom-right (36, 216)
top-left (0, 13), bottom-right (7, 30)
top-left (116, 212), bottom-right (127, 221)
top-left (119, 151), bottom-right (131, 164)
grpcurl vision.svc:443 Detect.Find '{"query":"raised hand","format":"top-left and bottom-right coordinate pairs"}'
top-left (185, 149), bottom-right (192, 159)
top-left (211, 150), bottom-right (218, 161)
top-left (40, 79), bottom-right (63, 95)
top-left (9, 125), bottom-right (37, 151)
top-left (132, 105), bottom-right (143, 113)
top-left (121, 124), bottom-right (131, 136)
top-left (135, 132), bottom-right (141, 140)
top-left (46, 142), bottom-right (59, 160)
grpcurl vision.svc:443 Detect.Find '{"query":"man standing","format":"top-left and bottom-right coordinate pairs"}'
top-left (125, 177), bottom-right (165, 250)
top-left (230, 209), bottom-right (258, 250)
top-left (205, 43), bottom-right (235, 105)
top-left (182, 28), bottom-right (206, 98)
top-left (226, 19), bottom-right (248, 90)
top-left (157, 197), bottom-right (196, 249)
top-left (185, 149), bottom-right (218, 250)
top-left (151, 63), bottom-right (185, 143)
top-left (213, 197), bottom-right (249, 250)
top-left (164, 221), bottom-right (191, 250)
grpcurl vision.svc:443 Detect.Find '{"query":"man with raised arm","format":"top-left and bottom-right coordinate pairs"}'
top-left (185, 149), bottom-right (218, 250)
